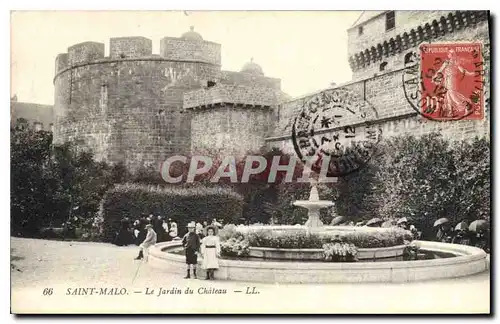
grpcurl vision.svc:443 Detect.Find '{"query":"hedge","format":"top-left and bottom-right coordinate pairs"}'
top-left (100, 183), bottom-right (244, 242)
top-left (219, 225), bottom-right (412, 249)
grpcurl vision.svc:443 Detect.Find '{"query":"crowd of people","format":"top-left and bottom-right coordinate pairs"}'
top-left (113, 216), bottom-right (223, 280)
top-left (351, 217), bottom-right (490, 253)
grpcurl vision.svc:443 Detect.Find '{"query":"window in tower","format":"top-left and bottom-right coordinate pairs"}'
top-left (358, 26), bottom-right (363, 35)
top-left (404, 52), bottom-right (414, 65)
top-left (385, 11), bottom-right (395, 31)
top-left (379, 62), bottom-right (388, 72)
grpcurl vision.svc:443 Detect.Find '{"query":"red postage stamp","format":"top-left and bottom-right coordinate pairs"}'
top-left (419, 43), bottom-right (485, 120)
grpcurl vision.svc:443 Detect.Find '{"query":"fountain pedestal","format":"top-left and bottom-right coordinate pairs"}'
top-left (293, 184), bottom-right (334, 233)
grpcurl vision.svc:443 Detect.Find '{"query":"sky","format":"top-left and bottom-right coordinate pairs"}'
top-left (11, 11), bottom-right (360, 105)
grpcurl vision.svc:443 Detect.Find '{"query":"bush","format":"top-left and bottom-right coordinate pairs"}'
top-left (220, 237), bottom-right (250, 257)
top-left (323, 242), bottom-right (358, 262)
top-left (334, 134), bottom-right (490, 239)
top-left (101, 183), bottom-right (244, 242)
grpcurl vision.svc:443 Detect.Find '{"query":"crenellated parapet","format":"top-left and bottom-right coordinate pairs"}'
top-left (110, 36), bottom-right (153, 59)
top-left (160, 37), bottom-right (221, 66)
top-left (183, 84), bottom-right (280, 110)
top-left (54, 30), bottom-right (222, 78)
top-left (68, 41), bottom-right (105, 65)
top-left (348, 10), bottom-right (489, 72)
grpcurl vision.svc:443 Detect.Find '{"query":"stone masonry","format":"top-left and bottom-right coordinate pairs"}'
top-left (51, 12), bottom-right (490, 171)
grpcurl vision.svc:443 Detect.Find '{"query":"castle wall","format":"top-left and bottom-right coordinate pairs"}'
top-left (54, 39), bottom-right (221, 171)
top-left (190, 105), bottom-right (274, 156)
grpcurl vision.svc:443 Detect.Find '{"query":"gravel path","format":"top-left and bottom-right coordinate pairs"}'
top-left (11, 237), bottom-right (490, 314)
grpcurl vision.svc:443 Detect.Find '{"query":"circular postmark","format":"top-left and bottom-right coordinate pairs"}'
top-left (403, 42), bottom-right (486, 121)
top-left (291, 88), bottom-right (382, 178)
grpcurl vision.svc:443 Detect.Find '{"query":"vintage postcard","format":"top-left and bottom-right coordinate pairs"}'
top-left (10, 10), bottom-right (491, 314)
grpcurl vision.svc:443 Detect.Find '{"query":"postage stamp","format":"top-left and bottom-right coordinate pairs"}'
top-left (403, 42), bottom-right (486, 121)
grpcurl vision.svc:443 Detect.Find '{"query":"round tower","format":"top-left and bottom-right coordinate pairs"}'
top-left (53, 29), bottom-right (222, 171)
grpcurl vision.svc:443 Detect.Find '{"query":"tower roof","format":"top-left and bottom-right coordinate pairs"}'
top-left (181, 26), bottom-right (203, 41)
top-left (241, 58), bottom-right (264, 76)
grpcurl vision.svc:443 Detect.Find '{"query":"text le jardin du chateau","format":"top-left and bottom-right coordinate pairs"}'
top-left (64, 286), bottom-right (260, 297)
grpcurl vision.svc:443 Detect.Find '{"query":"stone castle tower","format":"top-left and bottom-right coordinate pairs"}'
top-left (53, 27), bottom-right (286, 170)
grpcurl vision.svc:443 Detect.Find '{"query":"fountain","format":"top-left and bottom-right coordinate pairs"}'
top-left (148, 179), bottom-right (488, 284)
top-left (293, 182), bottom-right (334, 232)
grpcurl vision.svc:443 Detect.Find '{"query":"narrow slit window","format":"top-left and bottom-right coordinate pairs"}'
top-left (386, 11), bottom-right (395, 31)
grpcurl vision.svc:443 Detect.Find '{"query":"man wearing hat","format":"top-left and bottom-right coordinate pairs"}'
top-left (134, 224), bottom-right (157, 260)
top-left (181, 222), bottom-right (201, 279)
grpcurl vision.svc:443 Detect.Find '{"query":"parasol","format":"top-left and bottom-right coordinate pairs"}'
top-left (330, 216), bottom-right (346, 226)
top-left (397, 217), bottom-right (408, 225)
top-left (433, 218), bottom-right (449, 227)
top-left (355, 220), bottom-right (366, 227)
top-left (366, 218), bottom-right (384, 227)
top-left (381, 220), bottom-right (394, 228)
top-left (455, 221), bottom-right (468, 231)
top-left (469, 219), bottom-right (489, 232)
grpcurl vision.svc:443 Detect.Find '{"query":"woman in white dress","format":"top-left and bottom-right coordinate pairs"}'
top-left (201, 226), bottom-right (221, 280)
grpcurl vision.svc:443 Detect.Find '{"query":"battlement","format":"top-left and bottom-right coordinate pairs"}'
top-left (54, 35), bottom-right (222, 74)
top-left (68, 41), bottom-right (105, 65)
top-left (160, 37), bottom-right (221, 66)
top-left (183, 84), bottom-right (280, 109)
top-left (110, 36), bottom-right (152, 58)
top-left (347, 10), bottom-right (489, 73)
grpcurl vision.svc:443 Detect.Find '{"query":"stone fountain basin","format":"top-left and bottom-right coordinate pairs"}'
top-left (233, 225), bottom-right (408, 260)
top-left (148, 240), bottom-right (488, 283)
top-left (248, 245), bottom-right (407, 260)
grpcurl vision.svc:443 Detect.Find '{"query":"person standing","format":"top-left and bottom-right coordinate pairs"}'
top-left (200, 226), bottom-right (221, 280)
top-left (211, 218), bottom-right (221, 235)
top-left (181, 222), bottom-right (200, 279)
top-left (134, 224), bottom-right (157, 260)
top-left (196, 222), bottom-right (204, 239)
top-left (169, 220), bottom-right (178, 239)
top-left (154, 215), bottom-right (165, 242)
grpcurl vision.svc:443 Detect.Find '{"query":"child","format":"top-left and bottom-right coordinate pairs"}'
top-left (201, 226), bottom-right (221, 280)
top-left (181, 222), bottom-right (200, 279)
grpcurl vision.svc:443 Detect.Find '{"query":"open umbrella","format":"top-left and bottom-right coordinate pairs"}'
top-left (381, 220), bottom-right (394, 228)
top-left (366, 218), bottom-right (383, 226)
top-left (469, 219), bottom-right (489, 232)
top-left (433, 218), bottom-right (449, 227)
top-left (355, 221), bottom-right (366, 227)
top-left (455, 221), bottom-right (468, 231)
top-left (397, 217), bottom-right (408, 225)
top-left (330, 216), bottom-right (346, 226)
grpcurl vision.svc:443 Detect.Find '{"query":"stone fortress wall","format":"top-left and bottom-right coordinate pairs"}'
top-left (49, 11), bottom-right (490, 171)
top-left (265, 10), bottom-right (490, 154)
